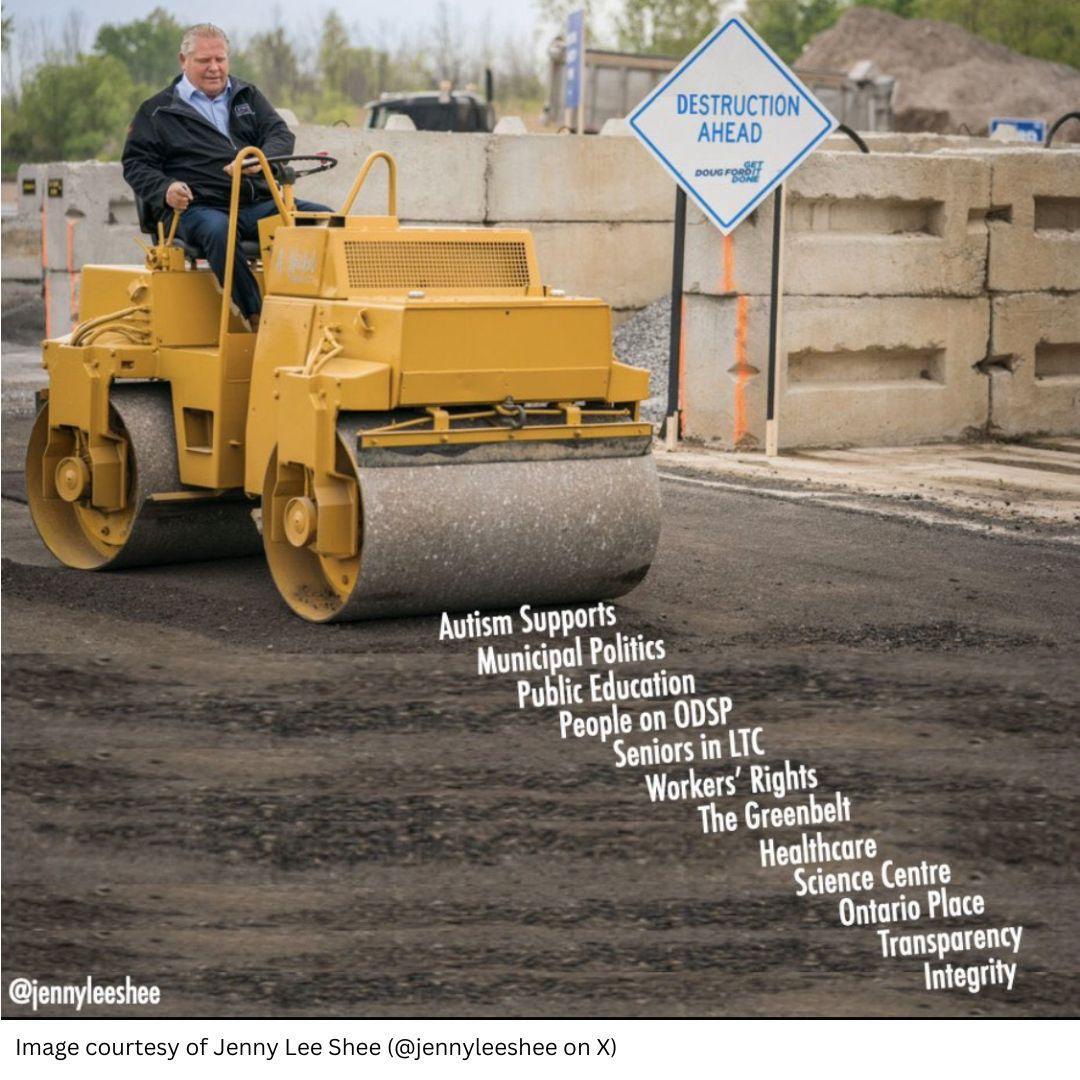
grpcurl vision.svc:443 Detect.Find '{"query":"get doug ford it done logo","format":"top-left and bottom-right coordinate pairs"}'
top-left (694, 160), bottom-right (764, 185)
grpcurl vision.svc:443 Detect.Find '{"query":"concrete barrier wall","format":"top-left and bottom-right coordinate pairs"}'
top-left (989, 293), bottom-right (1080, 437)
top-left (5, 164), bottom-right (46, 282)
top-left (293, 129), bottom-right (488, 222)
top-left (684, 292), bottom-right (990, 448)
top-left (685, 152), bottom-right (991, 298)
top-left (12, 125), bottom-right (675, 335)
top-left (7, 133), bottom-right (1078, 446)
top-left (986, 150), bottom-right (1080, 294)
top-left (681, 146), bottom-right (1080, 448)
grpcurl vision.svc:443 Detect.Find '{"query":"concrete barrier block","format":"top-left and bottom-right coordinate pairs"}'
top-left (684, 201), bottom-right (773, 296)
top-left (986, 150), bottom-right (1080, 293)
top-left (17, 163), bottom-right (46, 220)
top-left (39, 162), bottom-right (131, 272)
top-left (487, 133), bottom-right (672, 223)
top-left (821, 132), bottom-right (994, 154)
top-left (682, 293), bottom-right (990, 449)
top-left (43, 269), bottom-right (82, 338)
top-left (1, 220), bottom-right (43, 281)
top-left (293, 126), bottom-right (487, 222)
top-left (71, 225), bottom-right (144, 267)
top-left (988, 292), bottom-right (1080, 437)
top-left (682, 292), bottom-right (768, 449)
top-left (514, 221), bottom-right (673, 311)
top-left (686, 152), bottom-right (991, 298)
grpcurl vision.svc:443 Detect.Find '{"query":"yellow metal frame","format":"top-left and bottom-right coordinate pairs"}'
top-left (218, 146), bottom-right (292, 345)
top-left (358, 405), bottom-right (650, 450)
top-left (339, 151), bottom-right (397, 216)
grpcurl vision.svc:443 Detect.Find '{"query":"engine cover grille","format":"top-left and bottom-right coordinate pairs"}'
top-left (344, 239), bottom-right (531, 290)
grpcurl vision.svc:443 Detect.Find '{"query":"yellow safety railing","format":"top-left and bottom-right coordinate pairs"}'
top-left (218, 146), bottom-right (293, 346)
top-left (339, 151), bottom-right (397, 217)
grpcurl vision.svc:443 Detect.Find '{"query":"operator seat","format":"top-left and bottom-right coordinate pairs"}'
top-left (135, 194), bottom-right (261, 264)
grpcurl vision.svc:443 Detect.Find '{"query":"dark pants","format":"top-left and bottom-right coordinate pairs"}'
top-left (178, 198), bottom-right (330, 319)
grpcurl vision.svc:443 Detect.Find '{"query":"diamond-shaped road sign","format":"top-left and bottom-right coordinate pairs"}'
top-left (630, 16), bottom-right (837, 234)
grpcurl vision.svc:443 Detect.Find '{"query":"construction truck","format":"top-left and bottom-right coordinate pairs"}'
top-left (545, 39), bottom-right (893, 133)
top-left (26, 149), bottom-right (661, 622)
top-left (365, 90), bottom-right (495, 132)
top-left (546, 42), bottom-right (675, 132)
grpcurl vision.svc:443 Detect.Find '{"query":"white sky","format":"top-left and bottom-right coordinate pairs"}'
top-left (2, 0), bottom-right (575, 62)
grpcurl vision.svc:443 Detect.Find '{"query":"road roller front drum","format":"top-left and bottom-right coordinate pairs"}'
top-left (262, 447), bottom-right (362, 623)
top-left (262, 418), bottom-right (663, 624)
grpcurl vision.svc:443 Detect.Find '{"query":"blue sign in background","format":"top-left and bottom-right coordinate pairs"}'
top-left (565, 10), bottom-right (585, 110)
top-left (990, 118), bottom-right (1046, 144)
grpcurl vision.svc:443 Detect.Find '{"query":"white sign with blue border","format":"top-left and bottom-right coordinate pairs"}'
top-left (989, 117), bottom-right (1046, 144)
top-left (629, 16), bottom-right (837, 234)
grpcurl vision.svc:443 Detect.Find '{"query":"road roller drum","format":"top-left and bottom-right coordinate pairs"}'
top-left (26, 147), bottom-right (661, 622)
top-left (262, 422), bottom-right (661, 622)
top-left (27, 385), bottom-right (260, 570)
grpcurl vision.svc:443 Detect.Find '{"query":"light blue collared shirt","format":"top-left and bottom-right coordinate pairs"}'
top-left (177, 74), bottom-right (233, 141)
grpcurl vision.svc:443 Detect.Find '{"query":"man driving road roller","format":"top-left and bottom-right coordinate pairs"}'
top-left (121, 22), bottom-right (329, 330)
top-left (31, 60), bottom-right (661, 622)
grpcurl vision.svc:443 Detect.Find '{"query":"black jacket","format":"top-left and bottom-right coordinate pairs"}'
top-left (122, 75), bottom-right (294, 217)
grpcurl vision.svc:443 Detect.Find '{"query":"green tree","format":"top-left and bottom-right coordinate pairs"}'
top-left (492, 33), bottom-right (545, 102)
top-left (233, 24), bottom-right (306, 101)
top-left (3, 54), bottom-right (136, 162)
top-left (533, 1), bottom-right (607, 47)
top-left (93, 7), bottom-right (183, 90)
top-left (744, 0), bottom-right (843, 62)
top-left (852, 0), bottom-right (919, 15)
top-left (616, 0), bottom-right (725, 57)
top-left (428, 0), bottom-right (466, 85)
top-left (317, 10), bottom-right (384, 103)
top-left (917, 0), bottom-right (1080, 68)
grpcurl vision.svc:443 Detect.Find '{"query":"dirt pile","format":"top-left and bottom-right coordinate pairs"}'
top-left (798, 7), bottom-right (1080, 138)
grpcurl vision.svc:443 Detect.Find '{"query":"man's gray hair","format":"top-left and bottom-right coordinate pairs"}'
top-left (180, 23), bottom-right (230, 56)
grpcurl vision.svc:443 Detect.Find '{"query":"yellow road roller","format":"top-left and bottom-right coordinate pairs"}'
top-left (27, 148), bottom-right (661, 622)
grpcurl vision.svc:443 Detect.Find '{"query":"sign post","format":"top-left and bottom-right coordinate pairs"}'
top-left (628, 16), bottom-right (837, 453)
top-left (666, 187), bottom-right (688, 448)
top-left (565, 10), bottom-right (586, 135)
top-left (765, 185), bottom-right (786, 457)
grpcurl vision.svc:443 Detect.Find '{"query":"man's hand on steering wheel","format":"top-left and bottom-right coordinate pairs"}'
top-left (263, 154), bottom-right (337, 178)
top-left (223, 153), bottom-right (338, 183)
top-left (223, 160), bottom-right (262, 177)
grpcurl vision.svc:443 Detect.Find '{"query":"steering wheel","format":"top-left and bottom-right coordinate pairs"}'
top-left (239, 153), bottom-right (339, 180)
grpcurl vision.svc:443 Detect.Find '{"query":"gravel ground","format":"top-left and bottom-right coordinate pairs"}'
top-left (614, 299), bottom-right (670, 427)
top-left (4, 288), bottom-right (1079, 1019)
top-left (4, 444), bottom-right (1078, 1017)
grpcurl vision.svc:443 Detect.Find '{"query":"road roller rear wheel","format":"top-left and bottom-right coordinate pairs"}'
top-left (26, 402), bottom-right (139, 569)
top-left (27, 384), bottom-right (261, 570)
